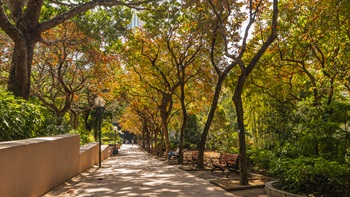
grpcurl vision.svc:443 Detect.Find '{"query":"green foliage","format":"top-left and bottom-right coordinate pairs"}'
top-left (72, 129), bottom-right (94, 145)
top-left (274, 142), bottom-right (303, 159)
top-left (249, 149), bottom-right (276, 172)
top-left (272, 157), bottom-right (350, 196)
top-left (0, 89), bottom-right (76, 141)
top-left (184, 114), bottom-right (201, 149)
top-left (74, 6), bottom-right (132, 51)
top-left (0, 89), bottom-right (45, 141)
top-left (101, 122), bottom-right (120, 145)
top-left (292, 99), bottom-right (350, 162)
top-left (69, 115), bottom-right (95, 145)
top-left (207, 91), bottom-right (239, 152)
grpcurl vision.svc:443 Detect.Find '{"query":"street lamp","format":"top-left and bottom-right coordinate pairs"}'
top-left (94, 96), bottom-right (106, 168)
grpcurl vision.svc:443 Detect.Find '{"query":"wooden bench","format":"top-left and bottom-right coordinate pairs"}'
top-left (185, 151), bottom-right (198, 166)
top-left (211, 153), bottom-right (239, 177)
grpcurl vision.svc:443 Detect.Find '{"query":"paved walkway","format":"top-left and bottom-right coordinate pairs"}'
top-left (45, 144), bottom-right (266, 197)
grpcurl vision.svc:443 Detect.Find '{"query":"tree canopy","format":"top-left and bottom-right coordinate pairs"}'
top-left (1, 0), bottom-right (350, 193)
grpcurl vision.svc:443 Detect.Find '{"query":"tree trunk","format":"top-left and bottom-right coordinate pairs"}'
top-left (197, 77), bottom-right (224, 168)
top-left (8, 39), bottom-right (34, 99)
top-left (159, 132), bottom-right (165, 157)
top-left (70, 110), bottom-right (79, 129)
top-left (146, 123), bottom-right (151, 152)
top-left (150, 129), bottom-right (154, 154)
top-left (232, 74), bottom-right (248, 185)
top-left (160, 113), bottom-right (170, 158)
top-left (142, 124), bottom-right (146, 149)
top-left (178, 80), bottom-right (187, 164)
top-left (83, 109), bottom-right (92, 132)
top-left (56, 114), bottom-right (64, 127)
top-left (153, 127), bottom-right (159, 155)
top-left (159, 94), bottom-right (172, 158)
top-left (252, 110), bottom-right (259, 148)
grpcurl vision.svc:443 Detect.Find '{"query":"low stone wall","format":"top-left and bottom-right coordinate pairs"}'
top-left (102, 145), bottom-right (114, 160)
top-left (265, 181), bottom-right (306, 197)
top-left (0, 134), bottom-right (80, 197)
top-left (79, 142), bottom-right (114, 173)
top-left (79, 142), bottom-right (99, 173)
top-left (0, 135), bottom-right (114, 197)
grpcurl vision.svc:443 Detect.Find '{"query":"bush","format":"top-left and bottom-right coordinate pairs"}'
top-left (0, 89), bottom-right (73, 141)
top-left (101, 122), bottom-right (120, 145)
top-left (249, 149), bottom-right (275, 172)
top-left (272, 157), bottom-right (350, 196)
top-left (0, 90), bottom-right (45, 141)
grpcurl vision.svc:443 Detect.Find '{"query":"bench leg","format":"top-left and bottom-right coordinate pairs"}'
top-left (211, 166), bottom-right (225, 174)
top-left (226, 171), bottom-right (232, 178)
top-left (226, 169), bottom-right (239, 178)
top-left (220, 167), bottom-right (225, 175)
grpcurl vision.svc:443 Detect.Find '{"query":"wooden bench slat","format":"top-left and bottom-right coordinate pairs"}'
top-left (211, 153), bottom-right (239, 177)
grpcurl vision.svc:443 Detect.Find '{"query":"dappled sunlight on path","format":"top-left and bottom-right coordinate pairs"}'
top-left (46, 144), bottom-right (235, 197)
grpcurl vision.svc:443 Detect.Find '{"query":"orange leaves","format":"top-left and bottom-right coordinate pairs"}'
top-left (32, 19), bottom-right (123, 118)
top-left (41, 22), bottom-right (89, 45)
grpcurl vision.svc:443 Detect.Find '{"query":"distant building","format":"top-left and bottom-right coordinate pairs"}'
top-left (130, 13), bottom-right (144, 29)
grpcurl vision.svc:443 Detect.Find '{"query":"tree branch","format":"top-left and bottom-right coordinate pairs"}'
top-left (39, 0), bottom-right (152, 33)
top-left (24, 0), bottom-right (43, 23)
top-left (0, 1), bottom-right (23, 42)
top-left (246, 0), bottom-right (278, 75)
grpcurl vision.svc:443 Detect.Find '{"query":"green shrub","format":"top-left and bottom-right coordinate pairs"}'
top-left (100, 122), bottom-right (121, 145)
top-left (0, 89), bottom-right (73, 141)
top-left (272, 157), bottom-right (350, 196)
top-left (0, 90), bottom-right (45, 141)
top-left (249, 149), bottom-right (275, 172)
top-left (275, 142), bottom-right (302, 159)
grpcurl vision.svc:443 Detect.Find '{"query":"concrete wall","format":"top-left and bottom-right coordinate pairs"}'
top-left (0, 134), bottom-right (80, 197)
top-left (79, 142), bottom-right (99, 173)
top-left (102, 145), bottom-right (114, 161)
top-left (79, 143), bottom-right (113, 173)
top-left (0, 135), bottom-right (115, 197)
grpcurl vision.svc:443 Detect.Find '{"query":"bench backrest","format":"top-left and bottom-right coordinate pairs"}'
top-left (219, 153), bottom-right (239, 165)
top-left (192, 151), bottom-right (198, 159)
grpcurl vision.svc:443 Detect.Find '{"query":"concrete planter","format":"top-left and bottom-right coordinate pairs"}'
top-left (265, 181), bottom-right (306, 197)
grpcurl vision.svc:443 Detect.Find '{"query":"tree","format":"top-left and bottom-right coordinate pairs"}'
top-left (196, 0), bottom-right (246, 170)
top-left (0, 0), bottom-right (151, 99)
top-left (274, 0), bottom-right (350, 162)
top-left (198, 0), bottom-right (278, 185)
top-left (231, 0), bottom-right (278, 184)
top-left (31, 22), bottom-right (89, 125)
top-left (244, 0), bottom-right (350, 163)
top-left (164, 7), bottom-right (204, 163)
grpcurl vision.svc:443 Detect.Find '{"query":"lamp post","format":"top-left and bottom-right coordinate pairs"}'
top-left (94, 96), bottom-right (106, 168)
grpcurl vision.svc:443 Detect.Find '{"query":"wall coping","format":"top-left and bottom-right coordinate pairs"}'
top-left (79, 142), bottom-right (110, 154)
top-left (0, 134), bottom-right (79, 150)
top-left (80, 142), bottom-right (98, 153)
